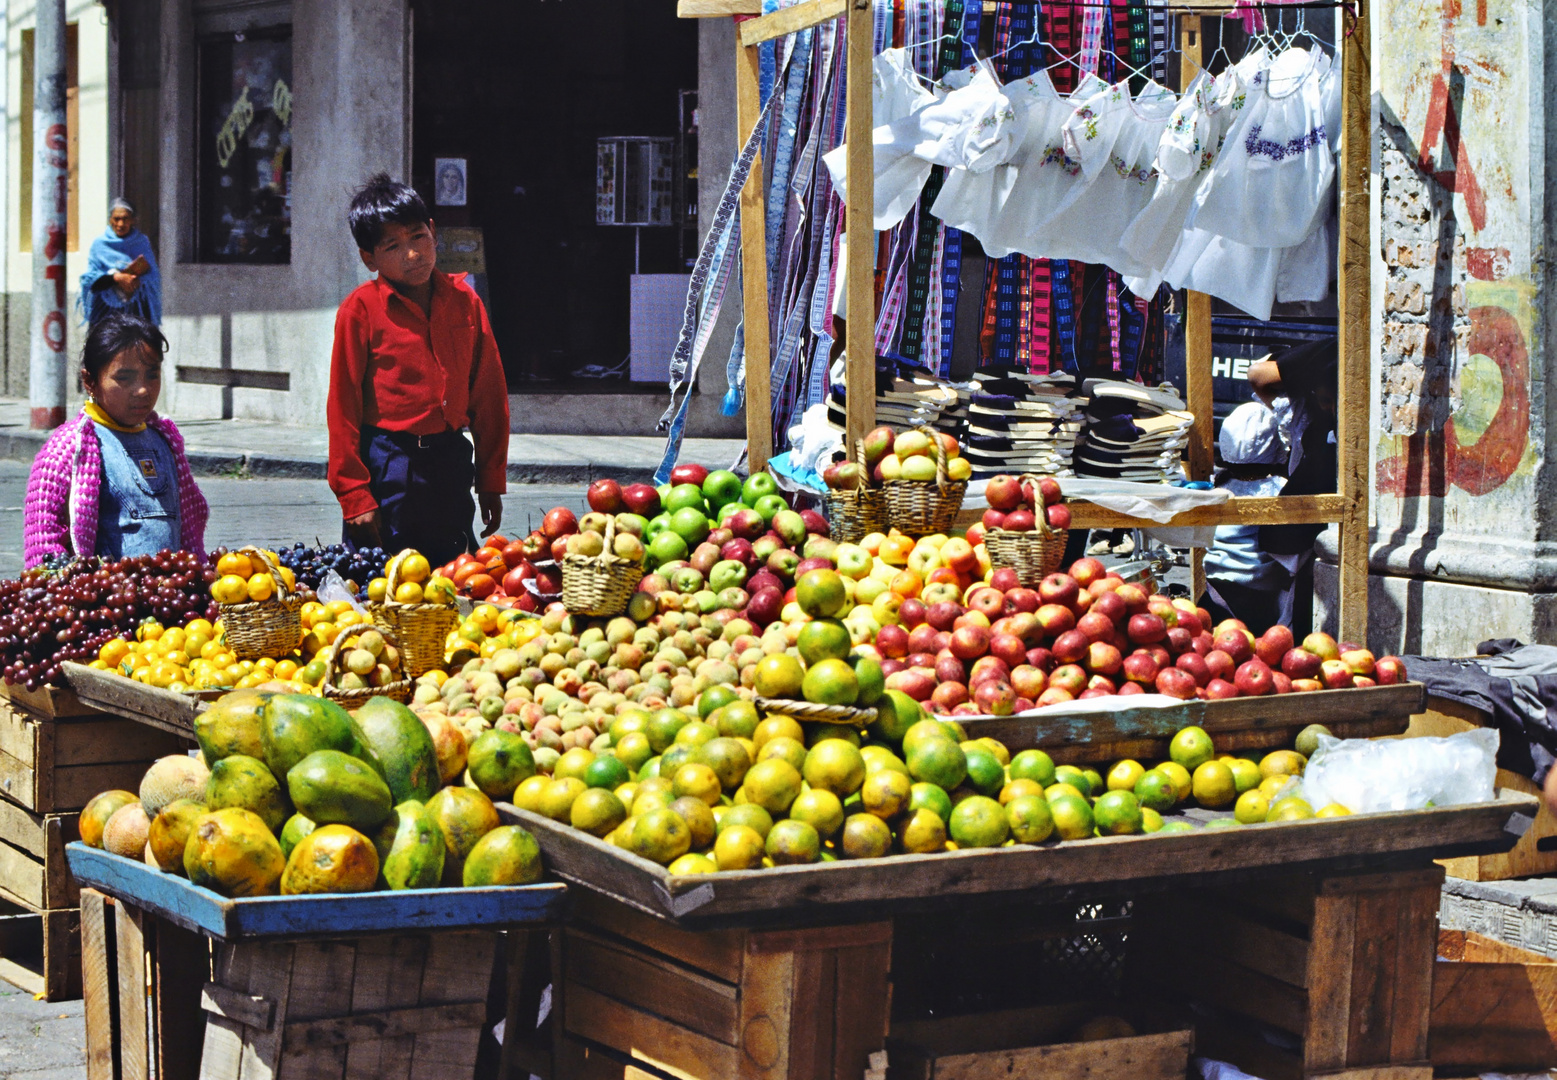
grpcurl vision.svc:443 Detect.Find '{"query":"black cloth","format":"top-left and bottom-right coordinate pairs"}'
top-left (1262, 338), bottom-right (1338, 556)
top-left (1402, 639), bottom-right (1557, 784)
top-left (342, 426), bottom-right (478, 568)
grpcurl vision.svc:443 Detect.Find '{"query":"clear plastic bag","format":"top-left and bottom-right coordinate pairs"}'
top-left (316, 569), bottom-right (367, 615)
top-left (1297, 728), bottom-right (1500, 814)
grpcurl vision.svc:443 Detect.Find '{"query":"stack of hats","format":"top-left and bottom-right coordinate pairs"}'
top-left (962, 369), bottom-right (1085, 478)
top-left (1073, 380), bottom-right (1195, 483)
top-left (827, 371), bottom-right (967, 440)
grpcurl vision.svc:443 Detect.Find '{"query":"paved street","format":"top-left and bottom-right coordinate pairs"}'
top-left (0, 987), bottom-right (85, 1080)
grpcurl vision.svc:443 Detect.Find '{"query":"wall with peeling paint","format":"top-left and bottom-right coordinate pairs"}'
top-left (1317, 0), bottom-right (1556, 653)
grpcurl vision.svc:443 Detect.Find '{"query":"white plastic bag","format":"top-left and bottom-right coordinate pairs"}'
top-left (1298, 728), bottom-right (1500, 814)
top-left (317, 570), bottom-right (367, 615)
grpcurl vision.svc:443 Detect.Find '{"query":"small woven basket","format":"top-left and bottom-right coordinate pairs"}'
top-left (381, 549), bottom-right (460, 678)
top-left (754, 696), bottom-right (878, 729)
top-left (983, 474), bottom-right (1070, 587)
top-left (884, 425), bottom-right (967, 536)
top-left (320, 623), bottom-right (411, 707)
top-left (218, 546), bottom-right (304, 661)
top-left (825, 439), bottom-right (888, 543)
top-left (561, 516), bottom-right (644, 617)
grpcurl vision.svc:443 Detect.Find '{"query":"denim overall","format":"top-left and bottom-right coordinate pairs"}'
top-left (92, 422), bottom-right (180, 558)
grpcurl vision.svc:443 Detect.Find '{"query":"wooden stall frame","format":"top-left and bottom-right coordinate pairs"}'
top-left (680, 0), bottom-right (1372, 643)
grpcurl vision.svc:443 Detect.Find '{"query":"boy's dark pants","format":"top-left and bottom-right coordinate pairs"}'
top-left (346, 427), bottom-right (478, 568)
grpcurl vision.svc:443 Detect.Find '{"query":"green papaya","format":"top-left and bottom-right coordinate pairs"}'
top-left (205, 754), bottom-right (292, 834)
top-left (286, 749), bottom-right (393, 832)
top-left (260, 694), bottom-right (383, 779)
top-left (193, 688), bottom-right (271, 765)
top-left (353, 696), bottom-right (441, 804)
top-left (278, 813), bottom-right (317, 860)
top-left (372, 801), bottom-right (445, 890)
top-left (466, 729), bottom-right (535, 801)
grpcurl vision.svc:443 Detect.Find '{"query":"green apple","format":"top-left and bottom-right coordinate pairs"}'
top-left (709, 559), bottom-right (749, 593)
top-left (834, 543), bottom-right (872, 579)
top-left (753, 493), bottom-right (789, 523)
top-left (718, 501), bottom-right (742, 524)
top-left (645, 513), bottom-right (672, 541)
top-left (742, 472), bottom-right (779, 507)
top-left (853, 575), bottom-right (888, 605)
top-left (657, 483), bottom-right (673, 505)
top-left (666, 484), bottom-right (707, 515)
top-left (670, 566), bottom-right (705, 594)
top-left (691, 589), bottom-right (719, 614)
top-left (669, 507), bottom-right (710, 547)
top-left (771, 509), bottom-right (807, 548)
top-left (646, 531), bottom-right (688, 568)
top-left (703, 470), bottom-right (745, 512)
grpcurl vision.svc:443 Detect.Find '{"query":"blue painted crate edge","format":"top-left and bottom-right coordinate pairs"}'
top-left (66, 843), bottom-right (567, 940)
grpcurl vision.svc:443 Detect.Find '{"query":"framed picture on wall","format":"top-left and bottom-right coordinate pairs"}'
top-left (434, 157), bottom-right (468, 206)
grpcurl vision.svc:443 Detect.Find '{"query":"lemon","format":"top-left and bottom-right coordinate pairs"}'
top-left (1316, 803), bottom-right (1352, 818)
top-left (394, 582), bottom-right (424, 604)
top-left (424, 577), bottom-right (457, 605)
top-left (212, 575), bottom-right (249, 604)
top-left (1169, 726), bottom-right (1215, 772)
top-left (399, 552), bottom-right (431, 584)
top-left (1191, 761), bottom-right (1237, 809)
top-left (1234, 789), bottom-right (1270, 824)
top-left (1107, 759), bottom-right (1145, 792)
top-left (1153, 761), bottom-right (1193, 802)
top-left (366, 578), bottom-right (388, 602)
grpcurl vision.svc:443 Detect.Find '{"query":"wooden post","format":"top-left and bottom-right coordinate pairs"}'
top-left (844, 0), bottom-right (877, 457)
top-left (1335, 0), bottom-right (1371, 646)
top-left (736, 30), bottom-right (774, 473)
top-left (80, 890), bottom-right (119, 1080)
top-left (152, 919), bottom-right (207, 1080)
top-left (114, 902), bottom-right (148, 1080)
top-left (1180, 14), bottom-right (1214, 602)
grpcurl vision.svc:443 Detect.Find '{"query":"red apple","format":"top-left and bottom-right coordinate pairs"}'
top-left (1255, 625), bottom-right (1295, 669)
top-left (1302, 632), bottom-right (1341, 662)
top-left (669, 463), bottom-right (710, 488)
top-left (1205, 649), bottom-right (1236, 682)
top-left (899, 598), bottom-right (928, 628)
top-left (1281, 648), bottom-right (1321, 680)
top-left (1037, 477), bottom-right (1062, 506)
top-left (1086, 674), bottom-right (1117, 693)
top-left (1205, 678), bottom-right (1240, 700)
top-left (907, 624), bottom-right (941, 656)
top-left (1090, 591), bottom-right (1128, 625)
top-left (974, 680), bottom-right (1017, 716)
top-left (926, 602), bottom-right (962, 632)
top-left (862, 425), bottom-right (895, 467)
top-left (1115, 584), bottom-right (1149, 615)
top-left (1374, 656), bottom-right (1407, 685)
top-left (935, 655), bottom-right (968, 684)
top-left (1079, 687), bottom-right (1114, 700)
top-left (1164, 627), bottom-right (1193, 655)
top-left (1085, 641), bottom-right (1123, 677)
top-left (1351, 675), bottom-right (1377, 689)
top-left (746, 586), bottom-right (784, 627)
top-left (931, 681), bottom-right (970, 711)
top-left (800, 509), bottom-right (830, 535)
top-left (954, 611), bottom-right (990, 632)
top-left (1319, 659), bottom-right (1354, 690)
top-left (1271, 671), bottom-right (1293, 694)
top-left (969, 588), bottom-right (1007, 619)
top-left (1026, 646), bottom-right (1054, 671)
top-left (1127, 613), bottom-right (1167, 645)
top-left (1037, 687), bottom-right (1076, 708)
top-left (621, 483), bottom-right (662, 517)
top-left (1155, 666), bottom-right (1198, 700)
top-left (885, 669), bottom-right (937, 701)
top-left (1215, 618), bottom-right (1249, 637)
top-left (990, 633), bottom-right (1028, 669)
top-left (1192, 632), bottom-right (1214, 656)
top-left (876, 625), bottom-right (910, 659)
top-left (1052, 631), bottom-right (1090, 665)
top-left (1234, 659), bottom-right (1275, 696)
top-left (1117, 681), bottom-right (1146, 696)
top-left (1005, 588), bottom-right (1040, 614)
top-left (542, 506), bottom-right (579, 540)
top-left (990, 568), bottom-right (1022, 593)
top-left (985, 475), bottom-right (1024, 512)
top-left (1291, 678), bottom-right (1324, 693)
top-left (950, 626), bottom-right (991, 660)
top-left (1036, 604), bottom-right (1077, 637)
top-left (1011, 665), bottom-right (1047, 699)
top-left (587, 479), bottom-right (624, 514)
top-left (1046, 504), bottom-right (1072, 530)
top-left (1076, 611), bottom-right (1115, 643)
top-left (1003, 509), bottom-right (1036, 532)
top-left (1213, 629), bottom-right (1255, 665)
top-left (1069, 558), bottom-right (1107, 588)
top-left (908, 653), bottom-right (938, 670)
top-left (1122, 652), bottom-right (1160, 685)
top-left (550, 536), bottom-right (571, 562)
top-left (1175, 652), bottom-right (1212, 687)
top-left (982, 509), bottom-right (1008, 531)
top-left (1039, 574), bottom-right (1081, 608)
top-left (970, 656), bottom-right (1011, 685)
top-left (1341, 648), bottom-right (1376, 676)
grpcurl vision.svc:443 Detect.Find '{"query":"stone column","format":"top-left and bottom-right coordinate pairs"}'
top-left (29, 0), bottom-right (67, 430)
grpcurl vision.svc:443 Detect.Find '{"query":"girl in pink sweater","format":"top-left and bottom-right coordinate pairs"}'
top-left (23, 313), bottom-right (207, 568)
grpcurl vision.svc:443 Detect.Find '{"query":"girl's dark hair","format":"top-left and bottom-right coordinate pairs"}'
top-left (347, 172), bottom-right (431, 251)
top-left (81, 312), bottom-right (167, 384)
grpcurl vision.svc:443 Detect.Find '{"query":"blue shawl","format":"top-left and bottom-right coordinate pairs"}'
top-left (80, 227), bottom-right (161, 325)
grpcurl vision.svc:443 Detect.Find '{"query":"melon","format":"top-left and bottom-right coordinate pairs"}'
top-left (103, 803), bottom-right (152, 860)
top-left (140, 755), bottom-right (210, 817)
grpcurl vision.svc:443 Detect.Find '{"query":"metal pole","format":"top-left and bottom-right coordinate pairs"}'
top-left (30, 0), bottom-right (67, 430)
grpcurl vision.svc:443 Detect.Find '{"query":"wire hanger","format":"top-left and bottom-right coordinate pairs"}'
top-left (903, 0), bottom-right (974, 53)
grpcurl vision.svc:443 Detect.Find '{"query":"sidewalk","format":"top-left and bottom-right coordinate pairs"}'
top-left (0, 399), bottom-right (746, 485)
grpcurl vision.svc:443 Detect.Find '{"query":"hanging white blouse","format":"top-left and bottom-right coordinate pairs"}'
top-left (1191, 46), bottom-right (1335, 249)
top-left (822, 48), bottom-right (941, 230)
top-left (825, 58), bottom-right (1016, 230)
top-left (974, 72), bottom-right (1111, 259)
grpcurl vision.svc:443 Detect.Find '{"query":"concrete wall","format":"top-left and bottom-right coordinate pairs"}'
top-left (156, 0), bottom-right (410, 426)
top-left (1315, 0), bottom-right (1554, 654)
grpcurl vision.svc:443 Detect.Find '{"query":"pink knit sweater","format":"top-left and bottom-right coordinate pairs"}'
top-left (23, 412), bottom-right (208, 568)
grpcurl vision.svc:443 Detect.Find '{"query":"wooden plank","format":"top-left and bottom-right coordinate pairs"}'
top-left (0, 753), bottom-right (152, 813)
top-left (748, 921), bottom-right (891, 955)
top-left (830, 939), bottom-right (891, 1080)
top-left (0, 702), bottom-right (42, 767)
top-left (1137, 940), bottom-right (1306, 1034)
top-left (116, 902), bottom-right (149, 1080)
top-left (955, 493), bottom-right (1353, 532)
top-left (280, 940), bottom-right (358, 1080)
top-left (201, 982), bottom-right (276, 1032)
top-left (678, 0), bottom-right (761, 14)
top-left (1430, 959), bottom-right (1557, 1070)
top-left (1345, 888), bottom-right (1403, 1065)
top-left (499, 929), bottom-right (554, 1080)
top-left (408, 932), bottom-right (493, 1080)
top-left (66, 844), bottom-right (568, 940)
top-left (505, 794), bottom-right (1531, 925)
top-left (566, 927), bottom-right (739, 1045)
top-left (0, 678), bottom-right (95, 718)
top-left (897, 1028), bottom-right (1192, 1080)
top-left (63, 663), bottom-right (202, 739)
top-left (567, 982), bottom-right (742, 1080)
top-left (1439, 929), bottom-right (1557, 965)
top-left (738, 0), bottom-right (846, 45)
top-left (55, 715), bottom-right (187, 766)
top-left (735, 25), bottom-right (773, 473)
top-left (0, 798), bottom-right (77, 860)
top-left (570, 888), bottom-right (745, 982)
top-left (786, 947), bottom-right (832, 1080)
top-left (1183, 288), bottom-right (1213, 482)
top-left (1309, 1068), bottom-right (1431, 1080)
top-left (197, 945), bottom-right (250, 1080)
top-left (1385, 879), bottom-right (1440, 1065)
top-left (283, 1001), bottom-right (488, 1051)
top-left (1306, 889), bottom-right (1357, 1072)
top-left (156, 918), bottom-right (209, 1080)
top-left (236, 941), bottom-right (294, 1080)
top-left (81, 891), bottom-right (118, 1080)
top-left (736, 946), bottom-right (793, 1079)
top-left (1319, 866), bottom-right (1445, 896)
top-left (889, 1003), bottom-right (1097, 1058)
top-left (1137, 894), bottom-right (1309, 988)
top-left (843, 0), bottom-right (876, 456)
top-left (1335, 0), bottom-right (1371, 647)
top-left (343, 934), bottom-right (425, 1080)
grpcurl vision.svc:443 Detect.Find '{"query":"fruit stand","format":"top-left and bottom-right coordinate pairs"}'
top-left (66, 843), bottom-right (566, 1080)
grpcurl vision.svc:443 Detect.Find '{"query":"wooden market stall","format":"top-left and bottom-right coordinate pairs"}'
top-left (680, 0), bottom-right (1372, 645)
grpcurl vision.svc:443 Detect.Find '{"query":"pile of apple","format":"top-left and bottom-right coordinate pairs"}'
top-left (972, 474), bottom-right (1072, 535)
top-left (854, 552), bottom-right (1405, 716)
top-left (822, 426), bottom-right (973, 489)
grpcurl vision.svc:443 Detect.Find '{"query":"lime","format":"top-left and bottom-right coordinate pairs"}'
top-left (1107, 760), bottom-right (1146, 792)
top-left (1008, 749), bottom-right (1057, 787)
top-left (1093, 790), bottom-right (1144, 835)
top-left (1234, 789), bottom-right (1270, 824)
top-left (797, 620), bottom-right (852, 666)
top-left (1141, 807), bottom-right (1163, 833)
top-left (1048, 793), bottom-right (1094, 841)
top-left (908, 782), bottom-right (954, 824)
top-left (753, 654), bottom-right (805, 699)
top-left (1134, 770), bottom-right (1177, 813)
top-left (897, 808), bottom-right (947, 853)
top-left (789, 788), bottom-right (845, 839)
top-left (801, 659), bottom-right (860, 706)
top-left (1005, 795), bottom-right (1055, 844)
top-left (1228, 758), bottom-right (1262, 794)
top-left (962, 747), bottom-right (1005, 798)
top-left (948, 795), bottom-right (1010, 848)
top-left (714, 825), bottom-right (766, 869)
top-left (1169, 726), bottom-right (1215, 771)
top-left (907, 739), bottom-right (967, 791)
top-left (715, 699), bottom-right (760, 739)
top-left (1154, 761), bottom-right (1192, 801)
top-left (698, 685), bottom-right (740, 719)
top-left (802, 739), bottom-right (867, 799)
top-left (840, 813), bottom-right (893, 859)
top-left (860, 769), bottom-right (912, 820)
top-left (1192, 761), bottom-right (1237, 809)
top-left (1266, 796), bottom-right (1315, 822)
top-left (582, 754), bottom-right (631, 791)
top-left (1053, 765), bottom-right (1092, 796)
top-left (1295, 723), bottom-right (1333, 757)
top-left (766, 819), bottom-right (821, 865)
top-left (1316, 803), bottom-right (1352, 817)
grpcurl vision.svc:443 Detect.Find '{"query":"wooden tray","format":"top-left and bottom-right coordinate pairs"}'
top-left (61, 661), bottom-right (212, 739)
top-left (0, 678), bottom-right (95, 719)
top-left (956, 682), bottom-right (1426, 764)
top-left (65, 843), bottom-right (568, 942)
top-left (498, 790), bottom-right (1535, 927)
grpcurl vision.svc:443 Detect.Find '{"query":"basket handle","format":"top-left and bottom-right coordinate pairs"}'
top-left (238, 546), bottom-right (294, 599)
top-left (914, 424), bottom-right (951, 491)
top-left (319, 620), bottom-right (401, 692)
top-left (384, 548), bottom-right (417, 595)
top-left (1016, 473), bottom-right (1062, 541)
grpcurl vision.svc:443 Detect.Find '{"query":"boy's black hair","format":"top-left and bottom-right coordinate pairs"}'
top-left (347, 172), bottom-right (431, 252)
top-left (81, 312), bottom-right (166, 383)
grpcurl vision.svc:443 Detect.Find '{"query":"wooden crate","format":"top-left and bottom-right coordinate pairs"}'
top-left (1431, 928), bottom-right (1557, 1071)
top-left (557, 889), bottom-right (892, 1080)
top-left (62, 661), bottom-right (210, 740)
top-left (0, 901), bottom-right (81, 1001)
top-left (0, 798), bottom-right (79, 910)
top-left (1130, 867), bottom-right (1444, 1080)
top-left (888, 1024), bottom-right (1193, 1080)
top-left (0, 699), bottom-right (189, 813)
top-left (958, 682), bottom-right (1425, 766)
top-left (0, 677), bottom-right (96, 718)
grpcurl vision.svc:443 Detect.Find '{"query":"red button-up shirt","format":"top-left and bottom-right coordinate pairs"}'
top-left (327, 271), bottom-right (510, 519)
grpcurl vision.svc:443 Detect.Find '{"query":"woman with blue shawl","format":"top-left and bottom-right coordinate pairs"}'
top-left (81, 199), bottom-right (161, 327)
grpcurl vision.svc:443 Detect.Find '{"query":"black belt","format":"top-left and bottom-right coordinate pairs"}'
top-left (364, 425), bottom-right (466, 451)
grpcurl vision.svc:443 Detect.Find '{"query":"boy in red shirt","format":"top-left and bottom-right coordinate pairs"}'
top-left (328, 174), bottom-right (509, 567)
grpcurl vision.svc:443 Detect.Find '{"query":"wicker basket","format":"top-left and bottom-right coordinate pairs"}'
top-left (983, 474), bottom-right (1070, 587)
top-left (884, 425), bottom-right (968, 536)
top-left (561, 516), bottom-right (645, 617)
top-left (825, 438), bottom-right (888, 543)
top-left (320, 623), bottom-right (411, 707)
top-left (381, 549), bottom-right (460, 678)
top-left (218, 546), bottom-right (305, 661)
top-left (754, 696), bottom-right (878, 729)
